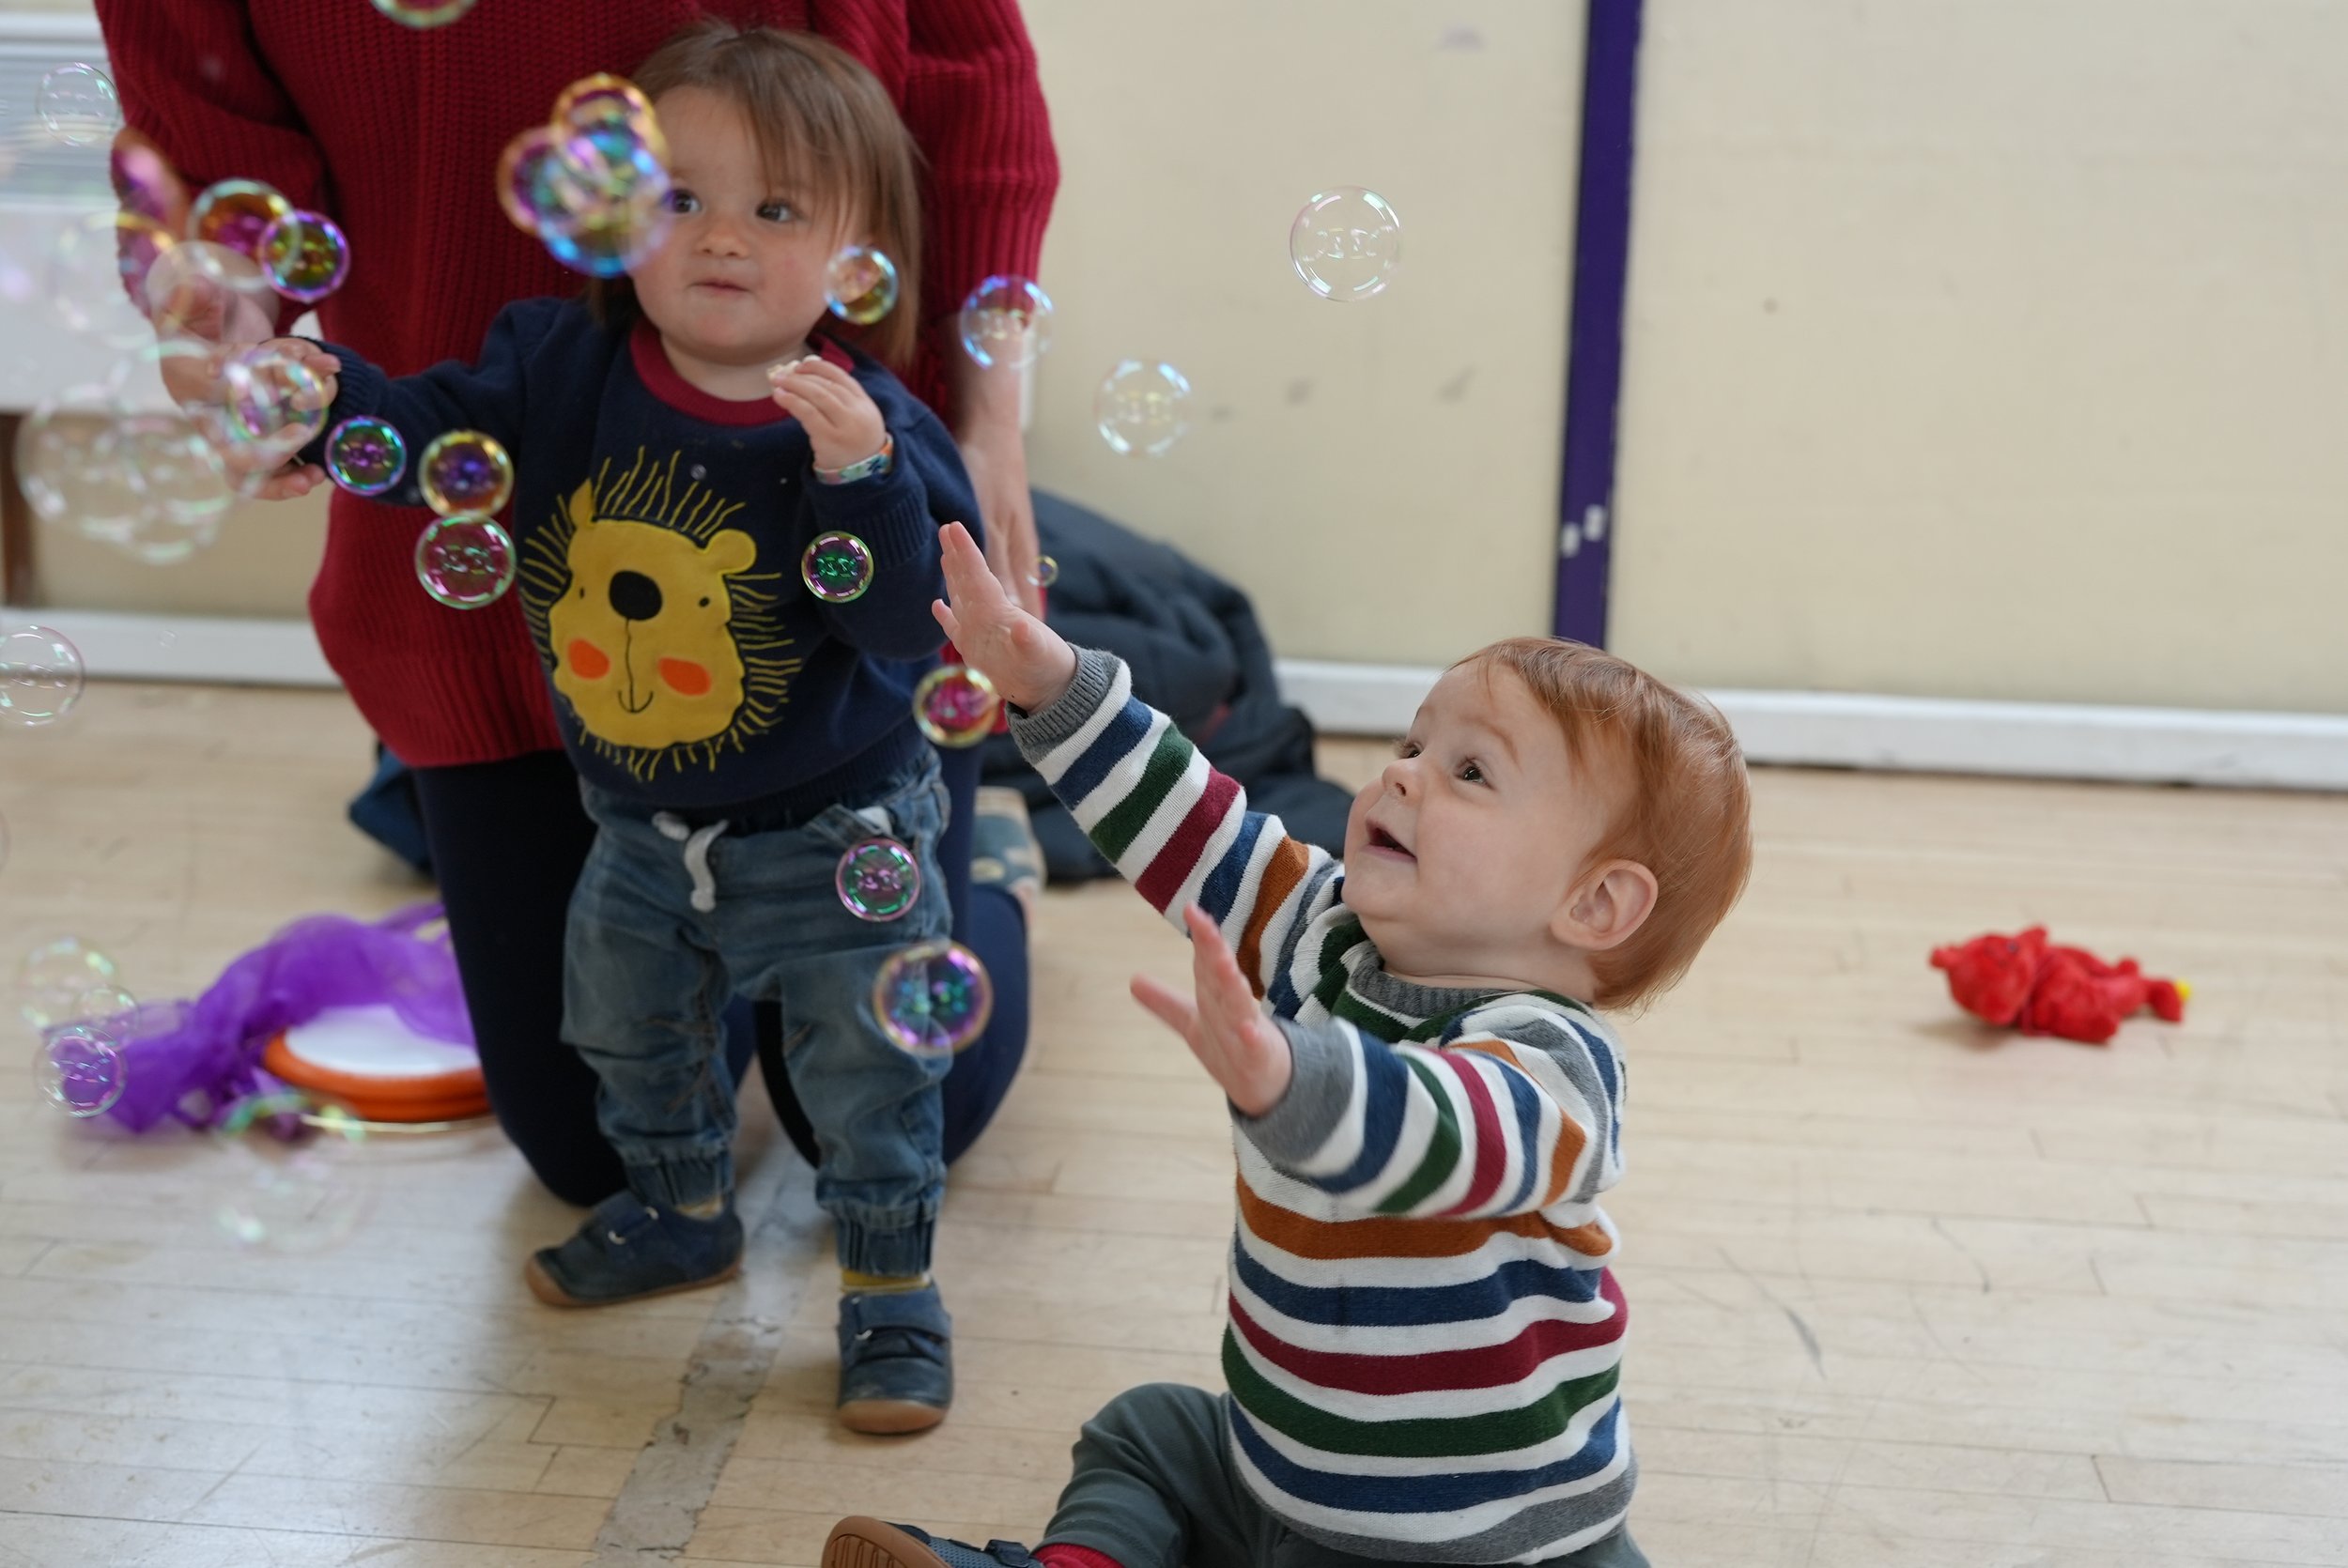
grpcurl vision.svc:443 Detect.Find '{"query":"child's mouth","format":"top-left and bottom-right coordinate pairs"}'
top-left (1366, 824), bottom-right (1413, 860)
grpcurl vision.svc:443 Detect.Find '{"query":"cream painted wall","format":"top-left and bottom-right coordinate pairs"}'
top-left (1608, 0), bottom-right (2348, 713)
top-left (1016, 0), bottom-right (1582, 667)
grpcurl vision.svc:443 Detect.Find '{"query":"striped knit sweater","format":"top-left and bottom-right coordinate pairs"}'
top-left (1011, 650), bottom-right (1636, 1564)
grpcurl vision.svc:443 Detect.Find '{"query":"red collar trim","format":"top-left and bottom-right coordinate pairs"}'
top-left (627, 319), bottom-right (854, 427)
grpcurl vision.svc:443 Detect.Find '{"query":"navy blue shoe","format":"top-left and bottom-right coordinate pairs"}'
top-left (524, 1191), bottom-right (743, 1308)
top-left (837, 1285), bottom-right (953, 1433)
top-left (825, 1517), bottom-right (1035, 1568)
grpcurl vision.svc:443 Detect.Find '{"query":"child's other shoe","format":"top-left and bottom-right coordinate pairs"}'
top-left (825, 1516), bottom-right (1036, 1568)
top-left (524, 1191), bottom-right (743, 1307)
top-left (837, 1284), bottom-right (953, 1433)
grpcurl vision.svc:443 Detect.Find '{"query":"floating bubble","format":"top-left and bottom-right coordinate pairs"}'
top-left (256, 209), bottom-right (350, 303)
top-left (836, 838), bottom-right (923, 923)
top-left (16, 937), bottom-right (116, 1030)
top-left (1290, 187), bottom-right (1402, 302)
top-left (415, 514), bottom-right (517, 609)
top-left (1094, 361), bottom-right (1194, 457)
top-left (417, 430), bottom-right (514, 516)
top-left (495, 126), bottom-right (570, 238)
top-left (219, 345), bottom-right (328, 463)
top-left (800, 531), bottom-right (873, 603)
top-left (106, 410), bottom-right (232, 562)
top-left (37, 63), bottom-right (122, 147)
top-left (543, 189), bottom-right (673, 279)
top-left (825, 245), bottom-right (900, 326)
top-left (912, 664), bottom-right (1001, 748)
top-left (70, 984), bottom-right (140, 1028)
top-left (213, 1090), bottom-right (370, 1252)
top-left (368, 0), bottom-right (479, 27)
top-left (1029, 555), bottom-right (1059, 589)
top-left (325, 417), bottom-right (409, 496)
top-left (33, 1025), bottom-right (126, 1117)
top-left (957, 275), bottom-right (1054, 369)
top-left (552, 73), bottom-right (667, 173)
top-left (49, 208), bottom-right (175, 350)
top-left (189, 178), bottom-right (293, 260)
top-left (0, 629), bottom-right (86, 730)
top-left (141, 239), bottom-right (284, 346)
top-left (16, 386), bottom-right (132, 531)
top-left (873, 940), bottom-right (994, 1057)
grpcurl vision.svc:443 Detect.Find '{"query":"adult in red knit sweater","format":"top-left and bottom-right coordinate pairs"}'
top-left (93, 0), bottom-right (1059, 1206)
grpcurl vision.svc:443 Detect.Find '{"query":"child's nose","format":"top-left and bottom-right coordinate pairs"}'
top-left (1380, 757), bottom-right (1416, 797)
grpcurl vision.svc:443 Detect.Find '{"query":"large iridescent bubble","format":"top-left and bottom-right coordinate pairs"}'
top-left (873, 940), bottom-right (994, 1057)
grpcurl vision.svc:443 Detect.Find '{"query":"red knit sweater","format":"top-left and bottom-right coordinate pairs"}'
top-left (93, 0), bottom-right (1058, 766)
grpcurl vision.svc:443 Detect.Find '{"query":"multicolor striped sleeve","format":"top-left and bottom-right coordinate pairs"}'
top-left (1238, 997), bottom-right (1626, 1219)
top-left (1009, 647), bottom-right (1345, 999)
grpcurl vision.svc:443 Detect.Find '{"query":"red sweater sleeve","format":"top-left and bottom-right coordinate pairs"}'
top-left (90, 0), bottom-right (330, 213)
top-left (894, 0), bottom-right (1060, 329)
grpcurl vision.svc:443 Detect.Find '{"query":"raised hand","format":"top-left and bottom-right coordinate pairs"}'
top-left (932, 519), bottom-right (1076, 713)
top-left (1129, 905), bottom-right (1295, 1118)
top-left (768, 355), bottom-right (887, 472)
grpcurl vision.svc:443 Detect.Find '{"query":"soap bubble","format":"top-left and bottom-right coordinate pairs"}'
top-left (0, 629), bottom-right (86, 730)
top-left (418, 430), bottom-right (514, 516)
top-left (256, 209), bottom-right (350, 303)
top-left (553, 74), bottom-right (667, 171)
top-left (825, 245), bottom-right (900, 326)
top-left (16, 937), bottom-right (117, 1030)
top-left (1094, 361), bottom-right (1194, 456)
top-left (957, 275), bottom-right (1054, 369)
top-left (325, 417), bottom-right (409, 496)
top-left (544, 191), bottom-right (672, 279)
top-left (141, 239), bottom-right (283, 346)
top-left (70, 985), bottom-right (140, 1029)
top-left (498, 79), bottom-right (674, 279)
top-left (49, 208), bottom-right (175, 350)
top-left (912, 664), bottom-right (1000, 748)
top-left (1028, 556), bottom-right (1058, 589)
top-left (1290, 187), bottom-right (1402, 301)
top-left (219, 344), bottom-right (328, 462)
top-left (213, 1090), bottom-right (370, 1252)
top-left (496, 126), bottom-right (571, 238)
top-left (33, 1025), bottom-right (126, 1117)
top-left (836, 838), bottom-right (923, 923)
top-left (873, 940), bottom-right (994, 1057)
top-left (104, 411), bottom-right (233, 562)
top-left (415, 515), bottom-right (517, 609)
top-left (189, 178), bottom-right (293, 260)
top-left (800, 530), bottom-right (873, 603)
top-left (37, 63), bottom-right (122, 146)
top-left (368, 0), bottom-right (479, 27)
top-left (16, 386), bottom-right (132, 530)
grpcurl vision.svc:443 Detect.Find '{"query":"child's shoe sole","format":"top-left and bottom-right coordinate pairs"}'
top-left (522, 1253), bottom-right (741, 1309)
top-left (825, 1517), bottom-right (950, 1568)
top-left (837, 1396), bottom-right (948, 1436)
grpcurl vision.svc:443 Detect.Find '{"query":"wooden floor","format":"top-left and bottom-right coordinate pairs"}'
top-left (3, 682), bottom-right (2347, 1567)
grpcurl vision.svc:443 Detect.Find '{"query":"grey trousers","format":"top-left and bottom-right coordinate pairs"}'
top-left (1041, 1385), bottom-right (1648, 1568)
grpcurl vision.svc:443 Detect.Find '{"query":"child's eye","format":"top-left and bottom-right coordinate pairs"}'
top-left (1459, 760), bottom-right (1488, 785)
top-left (1395, 739), bottom-right (1422, 760)
top-left (757, 200), bottom-right (797, 223)
top-left (666, 189), bottom-right (701, 215)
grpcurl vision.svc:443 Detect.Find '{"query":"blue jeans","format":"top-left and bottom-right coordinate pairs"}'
top-left (565, 753), bottom-right (954, 1277)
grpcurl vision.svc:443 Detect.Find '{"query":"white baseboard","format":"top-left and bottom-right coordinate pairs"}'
top-left (16, 615), bottom-right (2342, 791)
top-left (1274, 658), bottom-right (2348, 792)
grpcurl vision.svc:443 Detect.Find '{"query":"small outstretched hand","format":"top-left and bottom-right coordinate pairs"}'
top-left (932, 519), bottom-right (1076, 713)
top-left (1130, 906), bottom-right (1295, 1118)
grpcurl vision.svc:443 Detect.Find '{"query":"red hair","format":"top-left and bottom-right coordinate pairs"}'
top-left (1460, 638), bottom-right (1753, 1009)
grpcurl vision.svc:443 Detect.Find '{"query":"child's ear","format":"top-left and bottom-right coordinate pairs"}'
top-left (1553, 860), bottom-right (1659, 954)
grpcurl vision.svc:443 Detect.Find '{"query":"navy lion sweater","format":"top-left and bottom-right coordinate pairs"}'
top-left (303, 297), bottom-right (979, 813)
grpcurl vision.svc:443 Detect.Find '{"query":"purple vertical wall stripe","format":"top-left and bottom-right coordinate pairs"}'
top-left (1552, 0), bottom-right (1645, 647)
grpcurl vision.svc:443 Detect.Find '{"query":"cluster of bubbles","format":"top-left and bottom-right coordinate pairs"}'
top-left (21, 938), bottom-right (131, 1119)
top-left (499, 75), bottom-right (674, 279)
top-left (873, 939), bottom-right (994, 1057)
top-left (411, 431), bottom-right (517, 609)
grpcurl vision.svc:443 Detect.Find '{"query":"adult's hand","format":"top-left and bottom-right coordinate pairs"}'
top-left (949, 342), bottom-right (1043, 617)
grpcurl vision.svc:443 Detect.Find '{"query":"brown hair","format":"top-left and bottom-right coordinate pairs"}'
top-left (1461, 638), bottom-right (1753, 1010)
top-left (587, 20), bottom-right (924, 367)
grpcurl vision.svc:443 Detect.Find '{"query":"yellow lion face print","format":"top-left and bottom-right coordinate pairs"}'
top-left (546, 481), bottom-right (756, 750)
top-left (521, 455), bottom-right (802, 781)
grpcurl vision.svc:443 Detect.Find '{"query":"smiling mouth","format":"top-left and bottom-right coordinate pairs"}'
top-left (1366, 823), bottom-right (1414, 860)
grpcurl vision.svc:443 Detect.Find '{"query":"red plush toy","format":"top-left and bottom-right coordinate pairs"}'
top-left (1929, 927), bottom-right (2188, 1046)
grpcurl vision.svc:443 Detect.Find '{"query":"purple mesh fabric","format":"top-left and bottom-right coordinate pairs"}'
top-left (99, 903), bottom-right (473, 1132)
